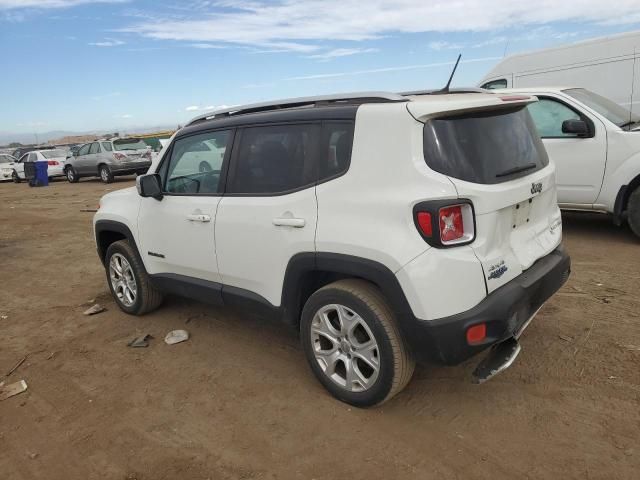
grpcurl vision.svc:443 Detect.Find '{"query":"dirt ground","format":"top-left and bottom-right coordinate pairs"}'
top-left (0, 178), bottom-right (638, 480)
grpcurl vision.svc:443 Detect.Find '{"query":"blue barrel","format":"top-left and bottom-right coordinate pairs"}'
top-left (35, 161), bottom-right (49, 186)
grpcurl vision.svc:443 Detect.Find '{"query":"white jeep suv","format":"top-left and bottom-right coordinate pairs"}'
top-left (94, 91), bottom-right (571, 407)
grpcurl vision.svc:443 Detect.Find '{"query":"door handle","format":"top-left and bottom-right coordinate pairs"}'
top-left (187, 213), bottom-right (211, 223)
top-left (273, 217), bottom-right (306, 228)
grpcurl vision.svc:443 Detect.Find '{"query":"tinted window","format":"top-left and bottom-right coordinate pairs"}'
top-left (564, 88), bottom-right (639, 128)
top-left (89, 142), bottom-right (100, 154)
top-left (114, 139), bottom-right (148, 151)
top-left (102, 142), bottom-right (113, 152)
top-left (481, 79), bottom-right (507, 90)
top-left (165, 130), bottom-right (230, 194)
top-left (319, 122), bottom-right (354, 182)
top-left (229, 124), bottom-right (318, 194)
top-left (40, 149), bottom-right (67, 159)
top-left (28, 153), bottom-right (37, 162)
top-left (78, 144), bottom-right (91, 156)
top-left (527, 99), bottom-right (582, 137)
top-left (423, 107), bottom-right (549, 184)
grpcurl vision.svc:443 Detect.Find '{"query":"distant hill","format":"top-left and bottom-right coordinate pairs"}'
top-left (0, 125), bottom-right (178, 147)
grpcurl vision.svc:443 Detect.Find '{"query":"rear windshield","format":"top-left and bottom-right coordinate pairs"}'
top-left (423, 106), bottom-right (549, 184)
top-left (40, 149), bottom-right (67, 159)
top-left (113, 139), bottom-right (148, 151)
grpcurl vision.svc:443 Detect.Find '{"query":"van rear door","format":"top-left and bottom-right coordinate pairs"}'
top-left (413, 101), bottom-right (562, 293)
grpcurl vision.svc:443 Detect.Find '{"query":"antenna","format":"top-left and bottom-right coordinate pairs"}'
top-left (437, 54), bottom-right (462, 94)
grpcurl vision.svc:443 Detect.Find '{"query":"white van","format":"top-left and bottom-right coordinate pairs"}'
top-left (479, 30), bottom-right (640, 117)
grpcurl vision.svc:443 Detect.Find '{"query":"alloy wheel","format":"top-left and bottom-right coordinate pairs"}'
top-left (310, 304), bottom-right (380, 392)
top-left (109, 253), bottom-right (137, 307)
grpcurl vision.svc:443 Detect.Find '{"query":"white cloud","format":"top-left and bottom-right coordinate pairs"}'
top-left (185, 105), bottom-right (200, 111)
top-left (89, 37), bottom-right (125, 47)
top-left (189, 43), bottom-right (226, 49)
top-left (0, 0), bottom-right (127, 9)
top-left (119, 114), bottom-right (132, 119)
top-left (307, 47), bottom-right (378, 61)
top-left (284, 56), bottom-right (500, 82)
top-left (428, 41), bottom-right (464, 51)
top-left (121, 0), bottom-right (640, 53)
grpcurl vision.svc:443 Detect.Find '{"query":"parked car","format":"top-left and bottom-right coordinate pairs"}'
top-left (65, 138), bottom-right (152, 183)
top-left (0, 154), bottom-right (17, 181)
top-left (11, 145), bottom-right (55, 160)
top-left (494, 87), bottom-right (640, 238)
top-left (94, 91), bottom-right (570, 407)
top-left (10, 149), bottom-right (68, 182)
top-left (479, 30), bottom-right (640, 118)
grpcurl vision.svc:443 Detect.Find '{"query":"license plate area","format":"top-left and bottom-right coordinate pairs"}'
top-left (511, 198), bottom-right (533, 229)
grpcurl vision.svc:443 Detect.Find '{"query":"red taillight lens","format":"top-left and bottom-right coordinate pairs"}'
top-left (113, 153), bottom-right (127, 161)
top-left (466, 323), bottom-right (487, 345)
top-left (416, 211), bottom-right (432, 237)
top-left (439, 205), bottom-right (465, 243)
top-left (47, 160), bottom-right (59, 166)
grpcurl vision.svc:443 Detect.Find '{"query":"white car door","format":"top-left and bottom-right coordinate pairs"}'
top-left (527, 95), bottom-right (607, 206)
top-left (215, 124), bottom-right (319, 307)
top-left (137, 129), bottom-right (233, 284)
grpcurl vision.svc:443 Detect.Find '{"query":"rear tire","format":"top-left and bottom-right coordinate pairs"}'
top-left (627, 186), bottom-right (640, 239)
top-left (99, 164), bottom-right (114, 184)
top-left (300, 279), bottom-right (415, 407)
top-left (105, 240), bottom-right (164, 315)
top-left (65, 166), bottom-right (79, 183)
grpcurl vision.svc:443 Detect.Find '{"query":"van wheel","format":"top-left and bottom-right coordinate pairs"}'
top-left (627, 186), bottom-right (640, 239)
top-left (99, 165), bottom-right (114, 183)
top-left (300, 279), bottom-right (415, 407)
top-left (65, 166), bottom-right (79, 183)
top-left (105, 240), bottom-right (163, 315)
top-left (12, 170), bottom-right (20, 183)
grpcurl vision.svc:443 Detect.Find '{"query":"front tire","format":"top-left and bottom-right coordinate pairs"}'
top-left (12, 170), bottom-right (20, 183)
top-left (99, 164), bottom-right (114, 184)
top-left (301, 279), bottom-right (415, 407)
top-left (105, 240), bottom-right (163, 315)
top-left (627, 186), bottom-right (640, 239)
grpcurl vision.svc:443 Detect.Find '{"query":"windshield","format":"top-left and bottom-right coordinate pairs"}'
top-left (113, 139), bottom-right (148, 151)
top-left (40, 149), bottom-right (67, 159)
top-left (564, 88), bottom-right (640, 129)
top-left (0, 155), bottom-right (14, 164)
top-left (423, 106), bottom-right (549, 184)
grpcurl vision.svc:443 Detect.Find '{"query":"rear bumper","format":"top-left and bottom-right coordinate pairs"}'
top-left (110, 161), bottom-right (151, 175)
top-left (400, 246), bottom-right (571, 365)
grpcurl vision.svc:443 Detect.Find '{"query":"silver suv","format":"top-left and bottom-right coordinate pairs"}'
top-left (65, 138), bottom-right (152, 183)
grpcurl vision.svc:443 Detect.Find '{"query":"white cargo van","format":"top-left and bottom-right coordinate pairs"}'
top-left (479, 30), bottom-right (640, 117)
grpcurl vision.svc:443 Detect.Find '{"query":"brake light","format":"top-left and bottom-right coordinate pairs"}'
top-left (47, 160), bottom-right (59, 166)
top-left (414, 201), bottom-right (475, 247)
top-left (439, 205), bottom-right (465, 242)
top-left (113, 153), bottom-right (127, 161)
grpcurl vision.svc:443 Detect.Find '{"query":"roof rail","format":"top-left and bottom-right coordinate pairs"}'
top-left (186, 91), bottom-right (407, 126)
top-left (401, 87), bottom-right (489, 96)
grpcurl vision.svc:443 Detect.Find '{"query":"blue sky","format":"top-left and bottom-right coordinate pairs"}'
top-left (1, 0), bottom-right (640, 139)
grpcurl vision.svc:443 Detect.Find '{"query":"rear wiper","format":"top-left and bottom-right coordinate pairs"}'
top-left (495, 163), bottom-right (537, 178)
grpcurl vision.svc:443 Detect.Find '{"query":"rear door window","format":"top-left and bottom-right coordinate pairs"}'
top-left (89, 142), bottom-right (100, 154)
top-left (228, 124), bottom-right (319, 195)
top-left (423, 106), bottom-right (549, 184)
top-left (319, 122), bottom-right (354, 182)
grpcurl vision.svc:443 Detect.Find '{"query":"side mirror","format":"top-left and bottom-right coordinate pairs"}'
top-left (136, 173), bottom-right (163, 200)
top-left (562, 119), bottom-right (590, 136)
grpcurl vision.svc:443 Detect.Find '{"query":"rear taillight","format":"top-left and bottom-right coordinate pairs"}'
top-left (413, 200), bottom-right (475, 248)
top-left (113, 153), bottom-right (127, 161)
top-left (47, 160), bottom-right (59, 166)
